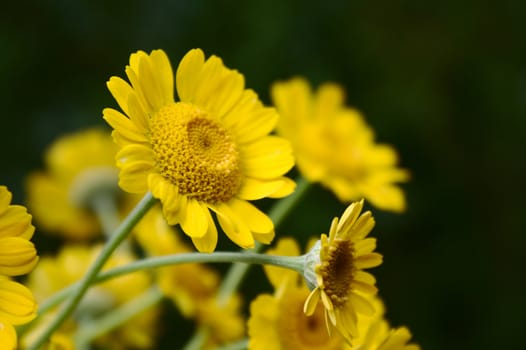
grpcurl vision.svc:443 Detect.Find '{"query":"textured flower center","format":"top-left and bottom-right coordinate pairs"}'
top-left (149, 102), bottom-right (242, 203)
top-left (319, 238), bottom-right (354, 308)
top-left (278, 289), bottom-right (342, 349)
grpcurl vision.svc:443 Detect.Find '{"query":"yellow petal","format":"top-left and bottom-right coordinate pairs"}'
top-left (118, 160), bottom-right (154, 193)
top-left (179, 199), bottom-right (208, 238)
top-left (0, 278), bottom-right (37, 325)
top-left (242, 136), bottom-right (294, 179)
top-left (263, 238), bottom-right (300, 289)
top-left (0, 186), bottom-right (11, 214)
top-left (103, 108), bottom-right (147, 142)
top-left (267, 176), bottom-right (296, 198)
top-left (228, 199), bottom-right (273, 236)
top-left (237, 177), bottom-right (291, 201)
top-left (150, 49), bottom-right (174, 106)
top-left (0, 318), bottom-right (16, 350)
top-left (354, 253), bottom-right (383, 269)
top-left (176, 49), bottom-right (205, 102)
top-left (211, 203), bottom-right (254, 248)
top-left (190, 209), bottom-right (218, 253)
top-left (348, 292), bottom-right (375, 316)
top-left (0, 237), bottom-right (38, 276)
top-left (0, 206), bottom-right (34, 240)
top-left (303, 288), bottom-right (320, 316)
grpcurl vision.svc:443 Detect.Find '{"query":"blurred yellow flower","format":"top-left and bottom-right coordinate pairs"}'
top-left (249, 238), bottom-right (419, 350)
top-left (303, 200), bottom-right (382, 343)
top-left (23, 244), bottom-right (158, 350)
top-left (134, 205), bottom-right (245, 348)
top-left (104, 48), bottom-right (295, 252)
top-left (343, 295), bottom-right (421, 350)
top-left (25, 128), bottom-right (121, 240)
top-left (272, 78), bottom-right (409, 212)
top-left (0, 186), bottom-right (38, 348)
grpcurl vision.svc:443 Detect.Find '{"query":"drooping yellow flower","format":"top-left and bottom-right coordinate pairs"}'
top-left (249, 238), bottom-right (345, 350)
top-left (104, 48), bottom-right (295, 252)
top-left (249, 238), bottom-right (419, 350)
top-left (22, 244), bottom-right (158, 350)
top-left (134, 206), bottom-right (245, 348)
top-left (0, 186), bottom-right (38, 348)
top-left (271, 78), bottom-right (409, 212)
top-left (25, 128), bottom-right (121, 240)
top-left (303, 200), bottom-right (382, 343)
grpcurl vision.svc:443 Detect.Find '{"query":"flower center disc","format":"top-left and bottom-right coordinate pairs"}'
top-left (149, 102), bottom-right (242, 203)
top-left (320, 238), bottom-right (354, 307)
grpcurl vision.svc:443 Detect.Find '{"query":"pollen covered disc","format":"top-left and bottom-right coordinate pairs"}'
top-left (149, 102), bottom-right (242, 204)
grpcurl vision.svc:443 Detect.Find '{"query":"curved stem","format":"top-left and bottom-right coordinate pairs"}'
top-left (32, 251), bottom-right (306, 324)
top-left (212, 339), bottom-right (249, 350)
top-left (27, 192), bottom-right (157, 350)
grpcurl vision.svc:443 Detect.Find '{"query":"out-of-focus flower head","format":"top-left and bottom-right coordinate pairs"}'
top-left (104, 48), bottom-right (296, 252)
top-left (0, 185), bottom-right (38, 348)
top-left (272, 78), bottom-right (409, 212)
top-left (26, 128), bottom-right (123, 240)
top-left (22, 244), bottom-right (158, 350)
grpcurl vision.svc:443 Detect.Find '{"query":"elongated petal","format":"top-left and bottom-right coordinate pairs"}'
top-left (179, 199), bottom-right (208, 238)
top-left (190, 208), bottom-right (218, 253)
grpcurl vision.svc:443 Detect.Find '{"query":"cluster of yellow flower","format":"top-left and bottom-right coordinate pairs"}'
top-left (2, 48), bottom-right (417, 349)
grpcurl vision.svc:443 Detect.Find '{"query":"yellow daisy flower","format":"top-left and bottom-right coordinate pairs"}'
top-left (271, 78), bottom-right (409, 212)
top-left (249, 238), bottom-right (419, 350)
top-left (23, 244), bottom-right (158, 350)
top-left (0, 186), bottom-right (38, 344)
top-left (134, 206), bottom-right (245, 348)
top-left (103, 48), bottom-right (295, 252)
top-left (249, 238), bottom-right (345, 350)
top-left (26, 128), bottom-right (121, 240)
top-left (303, 199), bottom-right (383, 343)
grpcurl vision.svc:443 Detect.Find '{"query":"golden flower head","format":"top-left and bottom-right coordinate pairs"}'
top-left (271, 78), bottom-right (409, 212)
top-left (104, 48), bottom-right (295, 252)
top-left (25, 128), bottom-right (121, 240)
top-left (303, 199), bottom-right (383, 343)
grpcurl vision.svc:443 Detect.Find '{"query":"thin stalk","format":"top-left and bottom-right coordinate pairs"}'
top-left (27, 192), bottom-right (157, 350)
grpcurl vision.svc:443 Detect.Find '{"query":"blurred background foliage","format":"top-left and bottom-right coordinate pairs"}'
top-left (1, 0), bottom-right (525, 349)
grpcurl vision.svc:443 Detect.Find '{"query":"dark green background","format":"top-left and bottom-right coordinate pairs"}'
top-left (2, 1), bottom-right (525, 349)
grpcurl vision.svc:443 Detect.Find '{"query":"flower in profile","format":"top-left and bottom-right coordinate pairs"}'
top-left (26, 128), bottom-right (121, 240)
top-left (271, 78), bottom-right (409, 212)
top-left (249, 238), bottom-right (419, 350)
top-left (303, 199), bottom-right (382, 343)
top-left (104, 48), bottom-right (295, 252)
top-left (0, 186), bottom-right (38, 348)
top-left (134, 206), bottom-right (245, 348)
top-left (249, 238), bottom-right (346, 350)
top-left (22, 244), bottom-right (158, 350)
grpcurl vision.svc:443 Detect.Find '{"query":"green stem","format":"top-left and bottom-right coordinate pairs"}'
top-left (27, 192), bottom-right (157, 350)
top-left (181, 326), bottom-right (209, 350)
top-left (90, 191), bottom-right (121, 238)
top-left (217, 176), bottom-right (311, 305)
top-left (32, 251), bottom-right (305, 325)
top-left (74, 286), bottom-right (163, 347)
top-left (213, 339), bottom-right (249, 350)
